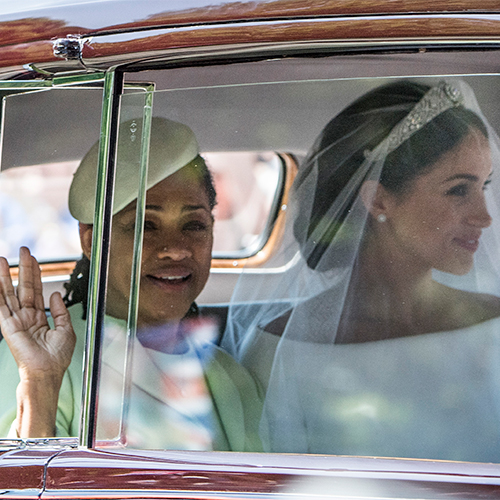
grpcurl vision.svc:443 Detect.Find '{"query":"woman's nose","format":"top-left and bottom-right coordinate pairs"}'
top-left (468, 195), bottom-right (492, 228)
top-left (157, 243), bottom-right (192, 261)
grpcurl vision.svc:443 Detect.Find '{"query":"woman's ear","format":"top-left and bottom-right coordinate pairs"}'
top-left (79, 223), bottom-right (93, 260)
top-left (360, 180), bottom-right (394, 219)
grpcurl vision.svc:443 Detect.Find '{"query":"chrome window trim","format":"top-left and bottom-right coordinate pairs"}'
top-left (118, 38), bottom-right (500, 74)
top-left (80, 67), bottom-right (123, 448)
top-left (24, 34), bottom-right (500, 78)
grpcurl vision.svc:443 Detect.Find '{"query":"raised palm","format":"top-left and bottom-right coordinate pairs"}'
top-left (0, 247), bottom-right (76, 382)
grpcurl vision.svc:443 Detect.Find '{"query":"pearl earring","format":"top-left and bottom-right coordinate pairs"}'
top-left (377, 214), bottom-right (387, 223)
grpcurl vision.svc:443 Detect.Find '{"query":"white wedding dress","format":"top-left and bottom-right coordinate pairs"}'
top-left (239, 315), bottom-right (500, 462)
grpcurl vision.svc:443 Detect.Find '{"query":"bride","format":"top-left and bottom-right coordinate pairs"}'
top-left (222, 79), bottom-right (500, 461)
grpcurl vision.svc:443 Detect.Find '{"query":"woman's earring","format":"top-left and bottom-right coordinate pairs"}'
top-left (377, 214), bottom-right (387, 223)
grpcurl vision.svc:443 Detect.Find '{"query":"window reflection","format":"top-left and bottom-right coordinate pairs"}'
top-left (0, 162), bottom-right (80, 262)
top-left (97, 318), bottom-right (220, 450)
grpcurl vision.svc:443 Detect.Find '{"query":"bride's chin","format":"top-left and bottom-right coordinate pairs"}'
top-left (436, 260), bottom-right (474, 276)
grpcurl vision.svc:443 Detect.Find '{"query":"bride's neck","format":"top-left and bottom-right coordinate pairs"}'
top-left (352, 233), bottom-right (436, 321)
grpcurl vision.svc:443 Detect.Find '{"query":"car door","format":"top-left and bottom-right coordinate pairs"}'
top-left (41, 45), bottom-right (500, 498)
top-left (4, 7), bottom-right (500, 500)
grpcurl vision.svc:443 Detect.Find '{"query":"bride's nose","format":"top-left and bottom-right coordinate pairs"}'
top-left (467, 194), bottom-right (492, 228)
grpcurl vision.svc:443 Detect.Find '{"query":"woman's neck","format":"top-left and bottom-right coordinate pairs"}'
top-left (136, 321), bottom-right (188, 354)
top-left (335, 230), bottom-right (500, 343)
top-left (337, 233), bottom-right (439, 342)
top-left (359, 231), bottom-right (434, 305)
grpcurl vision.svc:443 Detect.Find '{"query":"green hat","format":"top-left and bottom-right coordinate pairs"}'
top-left (69, 117), bottom-right (199, 224)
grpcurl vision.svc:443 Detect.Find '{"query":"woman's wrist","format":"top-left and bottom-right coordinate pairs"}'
top-left (15, 374), bottom-right (63, 438)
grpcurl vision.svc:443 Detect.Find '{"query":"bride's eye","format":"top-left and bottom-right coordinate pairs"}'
top-left (446, 183), bottom-right (469, 197)
top-left (483, 179), bottom-right (492, 191)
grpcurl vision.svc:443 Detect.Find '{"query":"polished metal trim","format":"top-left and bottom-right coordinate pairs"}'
top-left (90, 37), bottom-right (500, 72)
top-left (80, 67), bottom-right (124, 448)
top-left (0, 437), bottom-right (78, 449)
top-left (39, 489), bottom-right (278, 499)
top-left (121, 83), bottom-right (155, 442)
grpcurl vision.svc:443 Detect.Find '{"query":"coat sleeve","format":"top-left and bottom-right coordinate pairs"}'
top-left (204, 346), bottom-right (264, 452)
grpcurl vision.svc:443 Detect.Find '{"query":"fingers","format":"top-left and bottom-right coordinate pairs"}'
top-left (50, 292), bottom-right (75, 340)
top-left (32, 253), bottom-right (45, 311)
top-left (18, 246), bottom-right (36, 309)
top-left (0, 255), bottom-right (19, 315)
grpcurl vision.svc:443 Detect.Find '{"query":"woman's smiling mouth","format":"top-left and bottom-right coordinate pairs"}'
top-left (453, 237), bottom-right (480, 253)
top-left (146, 270), bottom-right (193, 289)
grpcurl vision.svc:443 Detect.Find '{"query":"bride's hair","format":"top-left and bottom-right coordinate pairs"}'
top-left (294, 80), bottom-right (488, 269)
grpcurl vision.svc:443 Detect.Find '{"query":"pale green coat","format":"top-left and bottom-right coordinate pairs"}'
top-left (0, 303), bottom-right (262, 451)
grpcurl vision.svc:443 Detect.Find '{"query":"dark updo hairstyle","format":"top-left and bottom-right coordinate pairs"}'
top-left (293, 80), bottom-right (488, 269)
top-left (63, 155), bottom-right (216, 319)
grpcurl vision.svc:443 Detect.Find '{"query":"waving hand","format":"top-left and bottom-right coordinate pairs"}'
top-left (0, 247), bottom-right (76, 437)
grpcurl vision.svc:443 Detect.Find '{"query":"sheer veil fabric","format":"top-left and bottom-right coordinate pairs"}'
top-left (221, 78), bottom-right (500, 460)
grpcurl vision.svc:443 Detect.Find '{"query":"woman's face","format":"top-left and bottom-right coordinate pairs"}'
top-left (105, 165), bottom-right (213, 325)
top-left (380, 129), bottom-right (492, 276)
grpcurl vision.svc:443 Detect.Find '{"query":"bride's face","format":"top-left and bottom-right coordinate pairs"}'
top-left (380, 129), bottom-right (493, 276)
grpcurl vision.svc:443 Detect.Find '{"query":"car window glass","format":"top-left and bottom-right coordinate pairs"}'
top-left (208, 151), bottom-right (281, 257)
top-left (95, 96), bottom-right (226, 449)
top-left (94, 67), bottom-right (500, 462)
top-left (0, 85), bottom-right (102, 440)
top-left (0, 87), bottom-right (103, 264)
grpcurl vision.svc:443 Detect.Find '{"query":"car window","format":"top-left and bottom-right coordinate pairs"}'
top-left (91, 55), bottom-right (500, 462)
top-left (0, 89), bottom-right (281, 265)
top-left (2, 49), bottom-right (500, 466)
top-left (0, 87), bottom-right (103, 264)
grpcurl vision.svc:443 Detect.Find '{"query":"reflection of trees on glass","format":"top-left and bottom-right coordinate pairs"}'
top-left (0, 153), bottom-right (279, 264)
top-left (0, 162), bottom-right (80, 262)
top-left (207, 152), bottom-right (280, 252)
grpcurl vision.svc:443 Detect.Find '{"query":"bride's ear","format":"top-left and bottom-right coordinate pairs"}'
top-left (360, 180), bottom-right (393, 219)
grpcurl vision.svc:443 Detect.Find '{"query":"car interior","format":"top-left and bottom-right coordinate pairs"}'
top-left (2, 47), bottom-right (500, 458)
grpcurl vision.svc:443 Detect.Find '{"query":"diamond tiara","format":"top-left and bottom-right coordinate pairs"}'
top-left (368, 82), bottom-right (464, 158)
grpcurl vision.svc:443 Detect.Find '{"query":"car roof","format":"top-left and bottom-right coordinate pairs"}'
top-left (2, 0), bottom-right (500, 47)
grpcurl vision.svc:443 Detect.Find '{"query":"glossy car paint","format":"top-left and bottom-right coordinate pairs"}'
top-left (42, 449), bottom-right (500, 498)
top-left (0, 445), bottom-right (70, 497)
top-left (1, 1), bottom-right (500, 71)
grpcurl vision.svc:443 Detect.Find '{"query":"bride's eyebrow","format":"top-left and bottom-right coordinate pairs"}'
top-left (442, 174), bottom-right (477, 183)
top-left (442, 173), bottom-right (492, 184)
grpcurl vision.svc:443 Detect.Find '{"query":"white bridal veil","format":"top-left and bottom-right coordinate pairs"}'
top-left (222, 78), bottom-right (500, 461)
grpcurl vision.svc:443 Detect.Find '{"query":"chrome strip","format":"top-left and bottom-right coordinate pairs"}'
top-left (80, 67), bottom-right (124, 448)
top-left (40, 490), bottom-right (279, 500)
top-left (0, 437), bottom-right (78, 450)
top-left (81, 37), bottom-right (500, 72)
top-left (120, 84), bottom-right (155, 441)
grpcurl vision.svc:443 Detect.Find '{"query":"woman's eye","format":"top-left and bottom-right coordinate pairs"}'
top-left (184, 220), bottom-right (208, 231)
top-left (144, 220), bottom-right (158, 231)
top-left (118, 220), bottom-right (136, 232)
top-left (446, 184), bottom-right (469, 197)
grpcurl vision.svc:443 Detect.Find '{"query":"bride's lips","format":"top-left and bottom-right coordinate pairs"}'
top-left (453, 236), bottom-right (480, 253)
top-left (144, 267), bottom-right (193, 290)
